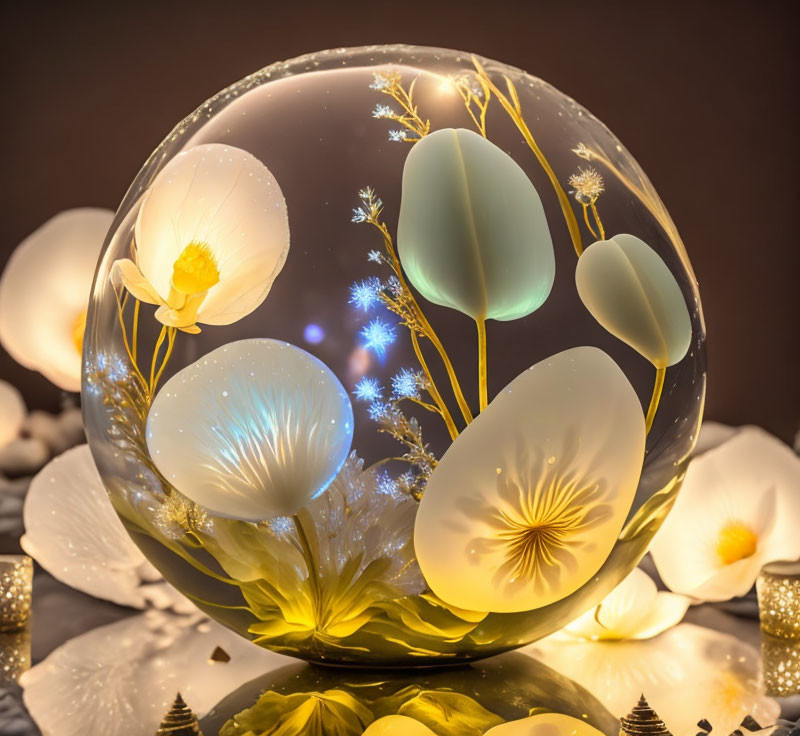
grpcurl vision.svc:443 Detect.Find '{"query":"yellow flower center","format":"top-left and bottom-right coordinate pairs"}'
top-left (72, 308), bottom-right (87, 355)
top-left (171, 242), bottom-right (220, 295)
top-left (716, 521), bottom-right (758, 565)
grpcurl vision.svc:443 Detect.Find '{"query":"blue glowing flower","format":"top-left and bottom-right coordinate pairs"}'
top-left (360, 318), bottom-right (396, 356)
top-left (353, 376), bottom-right (383, 403)
top-left (367, 250), bottom-right (383, 264)
top-left (391, 368), bottom-right (420, 399)
top-left (351, 207), bottom-right (368, 223)
top-left (368, 401), bottom-right (390, 421)
top-left (388, 130), bottom-right (408, 142)
top-left (268, 516), bottom-right (293, 537)
top-left (349, 277), bottom-right (382, 312)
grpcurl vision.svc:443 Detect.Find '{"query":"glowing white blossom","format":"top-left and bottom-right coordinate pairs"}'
top-left (112, 144), bottom-right (289, 333)
top-left (414, 347), bottom-right (646, 613)
top-left (563, 567), bottom-right (689, 641)
top-left (146, 339), bottom-right (354, 521)
top-left (650, 426), bottom-right (800, 601)
top-left (0, 208), bottom-right (113, 390)
top-left (0, 380), bottom-right (25, 448)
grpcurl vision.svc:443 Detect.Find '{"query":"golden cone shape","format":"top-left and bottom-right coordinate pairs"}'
top-left (619, 694), bottom-right (672, 736)
top-left (156, 692), bottom-right (203, 735)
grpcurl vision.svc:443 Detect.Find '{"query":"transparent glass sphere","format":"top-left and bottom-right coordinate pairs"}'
top-left (83, 45), bottom-right (705, 666)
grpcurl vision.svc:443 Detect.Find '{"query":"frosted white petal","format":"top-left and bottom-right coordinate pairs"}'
top-left (565, 568), bottom-right (688, 641)
top-left (21, 610), bottom-right (291, 736)
top-left (485, 713), bottom-right (605, 736)
top-left (414, 346), bottom-right (646, 613)
top-left (135, 143), bottom-right (289, 324)
top-left (21, 445), bottom-right (166, 608)
top-left (693, 420), bottom-right (738, 457)
top-left (576, 234), bottom-right (692, 368)
top-left (0, 380), bottom-right (25, 448)
top-left (0, 208), bottom-right (113, 390)
top-left (650, 426), bottom-right (800, 601)
top-left (147, 338), bottom-right (354, 521)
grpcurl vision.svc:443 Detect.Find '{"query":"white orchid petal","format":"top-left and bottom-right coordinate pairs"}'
top-left (651, 426), bottom-right (800, 601)
top-left (146, 339), bottom-right (354, 521)
top-left (693, 421), bottom-right (738, 457)
top-left (134, 143), bottom-right (289, 325)
top-left (21, 445), bottom-right (166, 608)
top-left (414, 346), bottom-right (645, 613)
top-left (629, 591), bottom-right (690, 640)
top-left (111, 258), bottom-right (162, 306)
top-left (0, 380), bottom-right (26, 448)
top-left (575, 234), bottom-right (692, 368)
top-left (0, 208), bottom-right (113, 390)
top-left (485, 713), bottom-right (605, 736)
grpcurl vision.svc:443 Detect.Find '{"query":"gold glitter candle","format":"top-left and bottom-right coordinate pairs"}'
top-left (0, 555), bottom-right (32, 632)
top-left (761, 634), bottom-right (800, 697)
top-left (0, 628), bottom-right (31, 685)
top-left (756, 561), bottom-right (800, 640)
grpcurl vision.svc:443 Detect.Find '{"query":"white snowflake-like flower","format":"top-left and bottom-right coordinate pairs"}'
top-left (372, 104), bottom-right (394, 119)
top-left (388, 129), bottom-right (407, 142)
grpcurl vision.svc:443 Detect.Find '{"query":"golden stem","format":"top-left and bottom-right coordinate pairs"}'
top-left (411, 331), bottom-right (459, 440)
top-left (151, 327), bottom-right (177, 392)
top-left (149, 326), bottom-right (168, 392)
top-left (376, 221), bottom-right (473, 426)
top-left (472, 57), bottom-right (583, 258)
top-left (406, 396), bottom-right (442, 414)
top-left (292, 514), bottom-right (320, 621)
top-left (590, 200), bottom-right (606, 240)
top-left (477, 317), bottom-right (488, 412)
top-left (131, 299), bottom-right (140, 362)
top-left (645, 366), bottom-right (666, 434)
top-left (582, 203), bottom-right (598, 240)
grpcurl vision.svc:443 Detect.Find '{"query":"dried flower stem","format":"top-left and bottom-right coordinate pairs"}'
top-left (455, 74), bottom-right (491, 138)
top-left (582, 204), bottom-right (599, 239)
top-left (368, 216), bottom-right (474, 429)
top-left (476, 318), bottom-right (488, 411)
top-left (472, 57), bottom-right (584, 258)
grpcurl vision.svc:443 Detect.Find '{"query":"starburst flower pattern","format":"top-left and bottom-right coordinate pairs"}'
top-left (572, 142), bottom-right (593, 161)
top-left (360, 318), bottom-right (396, 356)
top-left (568, 167), bottom-right (605, 204)
top-left (388, 129), bottom-right (408, 142)
top-left (353, 376), bottom-right (383, 403)
top-left (348, 277), bottom-right (383, 311)
top-left (367, 250), bottom-right (383, 263)
top-left (372, 103), bottom-right (394, 119)
top-left (391, 368), bottom-right (422, 399)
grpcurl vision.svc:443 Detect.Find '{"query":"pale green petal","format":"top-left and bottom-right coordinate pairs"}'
top-left (398, 128), bottom-right (555, 321)
top-left (575, 234), bottom-right (691, 368)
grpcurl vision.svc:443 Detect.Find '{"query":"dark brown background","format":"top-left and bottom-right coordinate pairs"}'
top-left (1, 0), bottom-right (797, 441)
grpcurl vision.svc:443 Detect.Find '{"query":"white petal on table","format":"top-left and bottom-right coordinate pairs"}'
top-left (21, 444), bottom-right (183, 610)
top-left (21, 610), bottom-right (292, 736)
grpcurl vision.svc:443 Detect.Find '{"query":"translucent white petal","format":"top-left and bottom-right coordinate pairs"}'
top-left (146, 339), bottom-right (354, 521)
top-left (0, 208), bottom-right (113, 390)
top-left (363, 716), bottom-right (438, 736)
top-left (134, 144), bottom-right (289, 324)
top-left (0, 379), bottom-right (25, 448)
top-left (485, 713), bottom-right (605, 736)
top-left (650, 426), bottom-right (800, 600)
top-left (414, 346), bottom-right (646, 613)
top-left (575, 234), bottom-right (692, 368)
top-left (21, 445), bottom-right (158, 608)
top-left (693, 421), bottom-right (738, 457)
top-left (630, 591), bottom-right (691, 640)
top-left (20, 610), bottom-right (291, 736)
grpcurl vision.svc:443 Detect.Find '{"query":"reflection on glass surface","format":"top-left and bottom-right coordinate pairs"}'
top-left (20, 610), bottom-right (291, 736)
top-left (201, 651), bottom-right (619, 736)
top-left (525, 623), bottom-right (780, 735)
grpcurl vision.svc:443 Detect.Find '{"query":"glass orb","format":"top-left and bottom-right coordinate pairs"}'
top-left (83, 45), bottom-right (705, 666)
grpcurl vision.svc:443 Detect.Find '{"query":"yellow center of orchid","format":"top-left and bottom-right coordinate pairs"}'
top-left (172, 242), bottom-right (220, 295)
top-left (72, 308), bottom-right (87, 355)
top-left (716, 521), bottom-right (758, 565)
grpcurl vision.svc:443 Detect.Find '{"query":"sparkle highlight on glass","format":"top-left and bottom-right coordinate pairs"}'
top-left (0, 556), bottom-right (32, 632)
